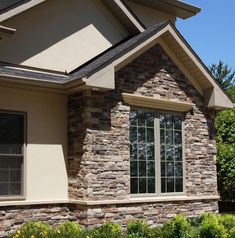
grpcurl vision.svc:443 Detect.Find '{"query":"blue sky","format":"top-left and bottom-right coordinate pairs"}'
top-left (177, 1), bottom-right (235, 70)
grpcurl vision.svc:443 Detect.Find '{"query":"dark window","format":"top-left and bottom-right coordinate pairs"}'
top-left (0, 112), bottom-right (24, 196)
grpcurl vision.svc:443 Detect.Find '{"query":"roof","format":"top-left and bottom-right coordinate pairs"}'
top-left (0, 21), bottom-right (233, 109)
top-left (128, 0), bottom-right (200, 19)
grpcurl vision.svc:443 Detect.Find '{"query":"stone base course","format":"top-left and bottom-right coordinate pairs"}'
top-left (0, 199), bottom-right (218, 237)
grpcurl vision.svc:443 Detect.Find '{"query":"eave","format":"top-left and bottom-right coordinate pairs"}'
top-left (0, 22), bottom-right (233, 110)
top-left (127, 0), bottom-right (201, 19)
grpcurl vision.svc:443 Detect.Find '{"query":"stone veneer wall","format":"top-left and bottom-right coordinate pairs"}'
top-left (1, 200), bottom-right (218, 237)
top-left (0, 44), bottom-right (219, 236)
top-left (68, 44), bottom-right (218, 200)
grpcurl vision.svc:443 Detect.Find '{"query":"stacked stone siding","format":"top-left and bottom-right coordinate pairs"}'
top-left (68, 44), bottom-right (218, 200)
top-left (0, 44), bottom-right (219, 236)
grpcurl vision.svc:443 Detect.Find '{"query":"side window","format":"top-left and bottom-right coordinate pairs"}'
top-left (0, 112), bottom-right (25, 197)
top-left (130, 109), bottom-right (184, 196)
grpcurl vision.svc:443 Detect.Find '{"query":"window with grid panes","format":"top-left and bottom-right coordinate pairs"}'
top-left (0, 112), bottom-right (25, 197)
top-left (130, 109), bottom-right (184, 195)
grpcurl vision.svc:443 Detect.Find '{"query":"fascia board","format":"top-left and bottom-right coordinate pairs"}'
top-left (0, 0), bottom-right (47, 22)
top-left (112, 0), bottom-right (145, 32)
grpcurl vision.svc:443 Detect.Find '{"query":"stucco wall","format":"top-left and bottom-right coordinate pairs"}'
top-left (124, 1), bottom-right (176, 28)
top-left (0, 86), bottom-right (68, 201)
top-left (0, 0), bottom-right (129, 72)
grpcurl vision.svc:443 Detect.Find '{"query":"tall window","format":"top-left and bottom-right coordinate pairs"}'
top-left (0, 112), bottom-right (25, 197)
top-left (130, 110), bottom-right (184, 195)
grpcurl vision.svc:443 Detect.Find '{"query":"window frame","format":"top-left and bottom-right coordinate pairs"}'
top-left (0, 110), bottom-right (26, 201)
top-left (130, 107), bottom-right (186, 198)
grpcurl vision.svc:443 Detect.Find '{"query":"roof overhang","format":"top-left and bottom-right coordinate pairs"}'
top-left (127, 0), bottom-right (201, 19)
top-left (0, 25), bottom-right (16, 39)
top-left (0, 22), bottom-right (233, 109)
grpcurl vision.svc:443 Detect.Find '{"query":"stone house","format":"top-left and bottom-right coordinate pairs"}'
top-left (0, 0), bottom-right (233, 236)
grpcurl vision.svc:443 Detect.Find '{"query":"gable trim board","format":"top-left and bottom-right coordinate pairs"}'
top-left (127, 0), bottom-right (201, 19)
top-left (0, 21), bottom-right (233, 109)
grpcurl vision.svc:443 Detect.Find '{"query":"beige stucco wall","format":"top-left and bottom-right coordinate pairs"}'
top-left (0, 86), bottom-right (68, 201)
top-left (125, 1), bottom-right (176, 27)
top-left (0, 0), bottom-right (128, 72)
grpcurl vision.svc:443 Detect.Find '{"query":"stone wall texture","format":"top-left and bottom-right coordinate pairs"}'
top-left (68, 44), bottom-right (218, 200)
top-left (0, 44), bottom-right (219, 236)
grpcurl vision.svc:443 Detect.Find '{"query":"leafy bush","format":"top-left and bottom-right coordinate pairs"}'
top-left (52, 221), bottom-right (83, 238)
top-left (198, 213), bottom-right (227, 238)
top-left (91, 222), bottom-right (122, 238)
top-left (161, 215), bottom-right (193, 238)
top-left (9, 221), bottom-right (50, 238)
top-left (126, 220), bottom-right (152, 238)
top-left (218, 214), bottom-right (235, 237)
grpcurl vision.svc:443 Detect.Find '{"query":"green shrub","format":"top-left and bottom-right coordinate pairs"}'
top-left (198, 213), bottom-right (227, 238)
top-left (151, 226), bottom-right (163, 238)
top-left (91, 222), bottom-right (122, 238)
top-left (9, 221), bottom-right (50, 238)
top-left (218, 215), bottom-right (235, 238)
top-left (161, 215), bottom-right (193, 238)
top-left (52, 221), bottom-right (83, 238)
top-left (126, 220), bottom-right (152, 238)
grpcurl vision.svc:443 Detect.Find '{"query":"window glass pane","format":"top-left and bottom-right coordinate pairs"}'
top-left (147, 145), bottom-right (154, 161)
top-left (161, 178), bottom-right (166, 193)
top-left (175, 145), bottom-right (182, 161)
top-left (148, 178), bottom-right (155, 193)
top-left (130, 144), bottom-right (137, 160)
top-left (138, 112), bottom-right (146, 127)
top-left (139, 178), bottom-right (146, 193)
top-left (130, 111), bottom-right (138, 126)
top-left (166, 162), bottom-right (174, 177)
top-left (165, 114), bottom-right (173, 129)
top-left (147, 161), bottom-right (155, 177)
top-left (146, 112), bottom-right (154, 127)
top-left (139, 161), bottom-right (146, 177)
top-left (138, 144), bottom-right (146, 161)
top-left (160, 145), bottom-right (165, 160)
top-left (130, 126), bottom-right (137, 143)
top-left (0, 113), bottom-right (24, 154)
top-left (0, 170), bottom-right (8, 183)
top-left (166, 145), bottom-right (174, 161)
top-left (161, 162), bottom-right (165, 177)
top-left (130, 161), bottom-right (138, 177)
top-left (176, 178), bottom-right (183, 192)
top-left (138, 127), bottom-right (145, 143)
top-left (131, 178), bottom-right (138, 194)
top-left (160, 114), bottom-right (165, 129)
top-left (147, 128), bottom-right (154, 143)
top-left (175, 162), bottom-right (183, 177)
top-left (166, 130), bottom-right (173, 145)
top-left (10, 183), bottom-right (21, 195)
top-left (0, 183), bottom-right (8, 195)
top-left (175, 131), bottom-right (182, 145)
top-left (167, 178), bottom-right (174, 193)
top-left (174, 115), bottom-right (182, 130)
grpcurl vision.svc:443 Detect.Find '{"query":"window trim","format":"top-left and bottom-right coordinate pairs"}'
top-left (130, 107), bottom-right (186, 198)
top-left (0, 109), bottom-right (27, 201)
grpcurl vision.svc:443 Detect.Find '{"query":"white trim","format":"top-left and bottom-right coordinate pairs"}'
top-left (0, 196), bottom-right (219, 207)
top-left (122, 93), bottom-right (193, 112)
top-left (0, 0), bottom-right (47, 22)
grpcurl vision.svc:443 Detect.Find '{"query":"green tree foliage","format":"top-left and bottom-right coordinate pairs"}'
top-left (209, 60), bottom-right (235, 90)
top-left (215, 109), bottom-right (235, 201)
top-left (227, 85), bottom-right (235, 103)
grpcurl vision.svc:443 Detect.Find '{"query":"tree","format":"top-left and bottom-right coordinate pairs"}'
top-left (215, 109), bottom-right (235, 201)
top-left (209, 60), bottom-right (235, 90)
